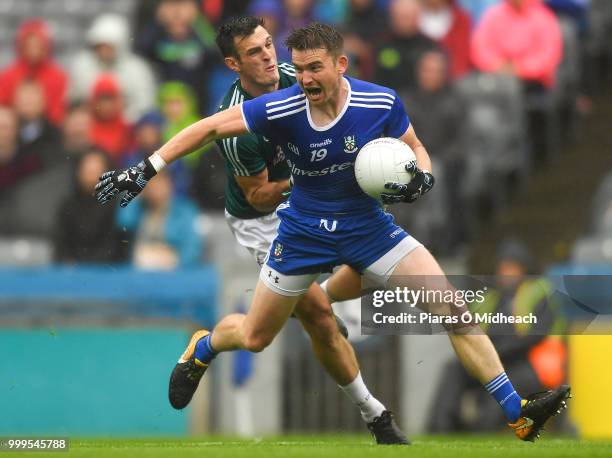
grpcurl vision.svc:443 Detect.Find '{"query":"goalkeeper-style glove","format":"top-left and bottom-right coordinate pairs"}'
top-left (95, 158), bottom-right (157, 207)
top-left (380, 161), bottom-right (435, 205)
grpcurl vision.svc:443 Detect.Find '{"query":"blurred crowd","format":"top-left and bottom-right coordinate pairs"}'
top-left (0, 0), bottom-right (610, 268)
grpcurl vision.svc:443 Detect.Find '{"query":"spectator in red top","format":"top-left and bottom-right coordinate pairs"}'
top-left (0, 19), bottom-right (68, 126)
top-left (471, 0), bottom-right (563, 89)
top-left (88, 75), bottom-right (132, 164)
top-left (419, 0), bottom-right (472, 80)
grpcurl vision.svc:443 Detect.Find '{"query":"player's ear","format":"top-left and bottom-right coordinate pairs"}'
top-left (336, 54), bottom-right (349, 75)
top-left (224, 56), bottom-right (240, 73)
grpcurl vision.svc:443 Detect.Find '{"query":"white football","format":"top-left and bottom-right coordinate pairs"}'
top-left (354, 137), bottom-right (416, 200)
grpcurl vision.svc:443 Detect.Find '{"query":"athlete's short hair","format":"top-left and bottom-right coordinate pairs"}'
top-left (285, 22), bottom-right (344, 57)
top-left (216, 16), bottom-right (265, 59)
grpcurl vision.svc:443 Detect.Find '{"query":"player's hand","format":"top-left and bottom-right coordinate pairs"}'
top-left (380, 163), bottom-right (435, 204)
top-left (95, 159), bottom-right (157, 207)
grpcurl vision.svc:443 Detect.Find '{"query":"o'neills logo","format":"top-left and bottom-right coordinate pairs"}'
top-left (309, 139), bottom-right (332, 148)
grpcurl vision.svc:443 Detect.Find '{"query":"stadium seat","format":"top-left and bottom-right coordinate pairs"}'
top-left (41, 0), bottom-right (72, 16)
top-left (0, 0), bottom-right (31, 18)
top-left (57, 0), bottom-right (87, 15)
top-left (0, 237), bottom-right (52, 266)
top-left (588, 0), bottom-right (612, 59)
top-left (108, 0), bottom-right (138, 15)
top-left (0, 0), bottom-right (140, 67)
top-left (595, 209), bottom-right (612, 236)
top-left (197, 212), bottom-right (253, 264)
top-left (456, 73), bottom-right (528, 204)
top-left (0, 0), bottom-right (15, 14)
top-left (553, 16), bottom-right (581, 141)
top-left (0, 21), bottom-right (17, 57)
top-left (0, 48), bottom-right (12, 67)
top-left (47, 19), bottom-right (82, 55)
top-left (571, 235), bottom-right (612, 263)
top-left (9, 165), bottom-right (72, 237)
top-left (0, 22), bottom-right (14, 64)
top-left (588, 172), bottom-right (612, 234)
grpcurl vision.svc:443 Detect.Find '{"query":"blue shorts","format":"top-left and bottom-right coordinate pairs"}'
top-left (265, 203), bottom-right (409, 276)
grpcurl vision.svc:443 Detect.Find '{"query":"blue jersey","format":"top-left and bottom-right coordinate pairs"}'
top-left (241, 77), bottom-right (410, 217)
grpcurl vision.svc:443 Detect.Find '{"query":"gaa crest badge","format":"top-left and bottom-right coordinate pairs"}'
top-left (343, 135), bottom-right (357, 153)
top-left (274, 242), bottom-right (283, 257)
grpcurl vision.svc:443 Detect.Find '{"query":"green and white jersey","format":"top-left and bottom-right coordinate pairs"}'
top-left (216, 62), bottom-right (296, 219)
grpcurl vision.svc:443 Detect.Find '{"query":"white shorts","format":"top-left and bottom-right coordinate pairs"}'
top-left (225, 209), bottom-right (279, 266)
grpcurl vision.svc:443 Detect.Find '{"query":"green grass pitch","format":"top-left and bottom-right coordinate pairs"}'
top-left (9, 435), bottom-right (612, 458)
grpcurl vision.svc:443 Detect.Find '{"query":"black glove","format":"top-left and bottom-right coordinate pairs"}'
top-left (380, 161), bottom-right (435, 205)
top-left (95, 159), bottom-right (157, 207)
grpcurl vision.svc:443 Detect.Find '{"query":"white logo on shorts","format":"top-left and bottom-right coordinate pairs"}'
top-left (319, 219), bottom-right (338, 232)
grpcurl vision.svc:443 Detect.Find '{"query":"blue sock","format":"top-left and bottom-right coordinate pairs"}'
top-left (484, 372), bottom-right (523, 423)
top-left (194, 334), bottom-right (218, 364)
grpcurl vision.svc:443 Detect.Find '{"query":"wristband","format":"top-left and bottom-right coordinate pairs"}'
top-left (148, 152), bottom-right (167, 173)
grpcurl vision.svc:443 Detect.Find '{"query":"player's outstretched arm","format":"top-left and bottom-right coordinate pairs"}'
top-left (95, 105), bottom-right (248, 207)
top-left (381, 125), bottom-right (435, 205)
top-left (156, 105), bottom-right (248, 164)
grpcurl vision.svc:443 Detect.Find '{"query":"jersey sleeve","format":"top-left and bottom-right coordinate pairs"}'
top-left (385, 91), bottom-right (411, 138)
top-left (278, 62), bottom-right (297, 85)
top-left (241, 95), bottom-right (272, 137)
top-left (217, 135), bottom-right (266, 177)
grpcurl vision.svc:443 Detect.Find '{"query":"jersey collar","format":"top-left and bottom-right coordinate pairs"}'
top-left (306, 76), bottom-right (351, 132)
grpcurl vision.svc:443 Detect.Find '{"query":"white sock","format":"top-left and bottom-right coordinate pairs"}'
top-left (319, 279), bottom-right (333, 303)
top-left (339, 371), bottom-right (386, 423)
